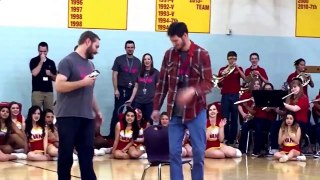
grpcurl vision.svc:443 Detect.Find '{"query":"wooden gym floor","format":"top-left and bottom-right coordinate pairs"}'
top-left (1, 155), bottom-right (320, 180)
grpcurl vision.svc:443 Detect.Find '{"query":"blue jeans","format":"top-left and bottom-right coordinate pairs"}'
top-left (132, 101), bottom-right (154, 125)
top-left (169, 109), bottom-right (206, 180)
top-left (221, 94), bottom-right (239, 143)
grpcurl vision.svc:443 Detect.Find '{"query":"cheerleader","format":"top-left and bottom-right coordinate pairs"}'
top-left (205, 103), bottom-right (242, 158)
top-left (9, 101), bottom-right (26, 131)
top-left (128, 108), bottom-right (149, 158)
top-left (274, 113), bottom-right (306, 162)
top-left (160, 112), bottom-right (169, 127)
top-left (25, 106), bottom-right (57, 161)
top-left (0, 105), bottom-right (27, 160)
top-left (112, 108), bottom-right (140, 159)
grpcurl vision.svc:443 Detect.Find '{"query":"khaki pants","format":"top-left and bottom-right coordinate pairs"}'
top-left (32, 91), bottom-right (54, 110)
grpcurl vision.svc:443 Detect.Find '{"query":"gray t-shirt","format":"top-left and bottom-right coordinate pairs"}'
top-left (55, 52), bottom-right (95, 119)
top-left (134, 69), bottom-right (159, 104)
top-left (112, 54), bottom-right (141, 88)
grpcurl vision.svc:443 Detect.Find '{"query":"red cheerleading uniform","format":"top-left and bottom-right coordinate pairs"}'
top-left (116, 121), bottom-right (133, 150)
top-left (280, 132), bottom-right (301, 153)
top-left (206, 119), bottom-right (221, 150)
top-left (29, 126), bottom-right (44, 152)
top-left (134, 121), bottom-right (147, 146)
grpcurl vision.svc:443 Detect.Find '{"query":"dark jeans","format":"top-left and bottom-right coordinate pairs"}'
top-left (132, 101), bottom-right (154, 125)
top-left (239, 118), bottom-right (271, 154)
top-left (221, 94), bottom-right (239, 144)
top-left (57, 117), bottom-right (96, 180)
top-left (108, 86), bottom-right (133, 138)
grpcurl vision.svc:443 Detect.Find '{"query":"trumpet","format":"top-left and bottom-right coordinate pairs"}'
top-left (310, 98), bottom-right (320, 104)
top-left (212, 64), bottom-right (236, 87)
top-left (296, 72), bottom-right (310, 87)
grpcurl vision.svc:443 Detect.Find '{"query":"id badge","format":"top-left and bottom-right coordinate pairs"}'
top-left (142, 88), bottom-right (147, 95)
top-left (43, 77), bottom-right (49, 81)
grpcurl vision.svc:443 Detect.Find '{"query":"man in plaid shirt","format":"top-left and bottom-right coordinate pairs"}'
top-left (151, 22), bottom-right (213, 180)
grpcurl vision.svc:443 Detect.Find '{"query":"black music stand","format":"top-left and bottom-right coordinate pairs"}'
top-left (252, 90), bottom-right (288, 108)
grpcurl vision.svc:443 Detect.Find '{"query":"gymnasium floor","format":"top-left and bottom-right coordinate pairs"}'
top-left (1, 155), bottom-right (319, 180)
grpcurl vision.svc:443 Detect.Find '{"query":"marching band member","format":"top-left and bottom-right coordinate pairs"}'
top-left (287, 58), bottom-right (314, 97)
top-left (218, 51), bottom-right (246, 146)
top-left (244, 52), bottom-right (269, 84)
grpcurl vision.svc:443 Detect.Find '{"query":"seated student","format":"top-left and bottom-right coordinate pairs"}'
top-left (9, 101), bottom-right (26, 131)
top-left (205, 103), bottom-right (242, 159)
top-left (312, 91), bottom-right (320, 158)
top-left (159, 112), bottom-right (169, 127)
top-left (25, 106), bottom-right (58, 161)
top-left (182, 129), bottom-right (192, 157)
top-left (128, 108), bottom-right (149, 159)
top-left (0, 105), bottom-right (27, 159)
top-left (274, 112), bottom-right (306, 162)
top-left (112, 108), bottom-right (140, 159)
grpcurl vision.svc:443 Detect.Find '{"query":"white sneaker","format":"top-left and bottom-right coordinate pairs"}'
top-left (297, 155), bottom-right (306, 161)
top-left (235, 149), bottom-right (242, 158)
top-left (139, 153), bottom-right (148, 159)
top-left (279, 155), bottom-right (289, 163)
top-left (100, 147), bottom-right (112, 154)
top-left (73, 153), bottom-right (78, 161)
top-left (13, 148), bottom-right (25, 153)
top-left (94, 149), bottom-right (105, 156)
top-left (269, 149), bottom-right (279, 155)
top-left (11, 153), bottom-right (27, 160)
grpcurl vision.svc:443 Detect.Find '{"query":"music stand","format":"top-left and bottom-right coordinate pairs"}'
top-left (252, 90), bottom-right (288, 108)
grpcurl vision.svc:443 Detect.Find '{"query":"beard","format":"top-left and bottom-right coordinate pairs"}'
top-left (85, 45), bottom-right (95, 59)
top-left (175, 39), bottom-right (186, 51)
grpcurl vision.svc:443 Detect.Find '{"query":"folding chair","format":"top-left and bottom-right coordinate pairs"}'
top-left (141, 125), bottom-right (192, 180)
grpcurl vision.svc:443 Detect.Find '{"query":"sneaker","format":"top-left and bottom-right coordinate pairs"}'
top-left (235, 149), bottom-right (242, 158)
top-left (73, 153), bottom-right (78, 161)
top-left (279, 155), bottom-right (288, 163)
top-left (100, 147), bottom-right (112, 154)
top-left (269, 149), bottom-right (279, 155)
top-left (94, 149), bottom-right (105, 156)
top-left (11, 153), bottom-right (27, 160)
top-left (13, 148), bottom-right (25, 153)
top-left (313, 151), bottom-right (320, 158)
top-left (52, 156), bottom-right (58, 161)
top-left (297, 155), bottom-right (306, 161)
top-left (251, 152), bottom-right (260, 157)
top-left (139, 153), bottom-right (148, 159)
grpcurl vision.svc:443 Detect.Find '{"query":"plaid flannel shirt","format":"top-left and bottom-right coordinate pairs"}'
top-left (153, 42), bottom-right (213, 121)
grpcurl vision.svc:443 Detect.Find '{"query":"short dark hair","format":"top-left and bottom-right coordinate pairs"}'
top-left (125, 40), bottom-right (135, 48)
top-left (78, 31), bottom-right (100, 45)
top-left (294, 58), bottom-right (305, 66)
top-left (38, 42), bottom-right (48, 50)
top-left (249, 52), bottom-right (259, 60)
top-left (227, 51), bottom-right (237, 57)
top-left (167, 22), bottom-right (188, 37)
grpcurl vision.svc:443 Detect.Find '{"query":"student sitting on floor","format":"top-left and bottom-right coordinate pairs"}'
top-left (274, 112), bottom-right (306, 162)
top-left (205, 103), bottom-right (242, 159)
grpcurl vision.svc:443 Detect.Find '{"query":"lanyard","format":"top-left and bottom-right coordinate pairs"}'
top-left (126, 57), bottom-right (133, 73)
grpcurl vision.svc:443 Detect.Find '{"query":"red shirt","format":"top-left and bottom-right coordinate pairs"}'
top-left (239, 92), bottom-right (253, 114)
top-left (218, 66), bottom-right (243, 94)
top-left (266, 109), bottom-right (277, 121)
top-left (153, 42), bottom-right (213, 121)
top-left (245, 66), bottom-right (268, 82)
top-left (254, 107), bottom-right (268, 119)
top-left (287, 72), bottom-right (308, 97)
top-left (290, 94), bottom-right (309, 123)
